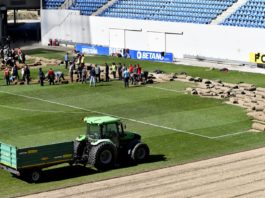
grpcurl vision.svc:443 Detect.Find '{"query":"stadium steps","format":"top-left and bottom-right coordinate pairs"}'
top-left (60, 0), bottom-right (74, 9)
top-left (211, 0), bottom-right (248, 25)
top-left (92, 0), bottom-right (119, 16)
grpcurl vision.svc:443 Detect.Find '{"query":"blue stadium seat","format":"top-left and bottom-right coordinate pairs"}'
top-left (221, 0), bottom-right (265, 29)
top-left (100, 0), bottom-right (236, 24)
top-left (43, 0), bottom-right (65, 9)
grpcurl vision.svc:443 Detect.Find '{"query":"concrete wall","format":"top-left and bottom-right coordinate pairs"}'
top-left (41, 9), bottom-right (265, 62)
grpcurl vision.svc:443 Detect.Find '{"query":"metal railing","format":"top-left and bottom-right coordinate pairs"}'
top-left (60, 0), bottom-right (75, 10)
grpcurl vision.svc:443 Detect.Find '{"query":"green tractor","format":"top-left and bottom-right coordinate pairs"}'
top-left (73, 116), bottom-right (150, 170)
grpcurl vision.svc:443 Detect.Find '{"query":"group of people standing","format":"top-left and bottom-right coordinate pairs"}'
top-left (65, 50), bottom-right (148, 88)
top-left (3, 65), bottom-right (30, 86)
top-left (2, 47), bottom-right (30, 86)
top-left (38, 68), bottom-right (65, 86)
top-left (108, 62), bottom-right (146, 88)
top-left (2, 49), bottom-right (148, 88)
top-left (67, 51), bottom-right (103, 87)
top-left (1, 47), bottom-right (26, 68)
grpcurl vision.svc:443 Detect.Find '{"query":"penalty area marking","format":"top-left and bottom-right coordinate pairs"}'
top-left (0, 90), bottom-right (249, 139)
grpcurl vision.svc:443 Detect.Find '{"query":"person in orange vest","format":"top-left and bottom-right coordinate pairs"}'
top-left (111, 62), bottom-right (116, 79)
top-left (3, 67), bottom-right (10, 86)
top-left (128, 64), bottom-right (134, 73)
top-left (47, 68), bottom-right (55, 85)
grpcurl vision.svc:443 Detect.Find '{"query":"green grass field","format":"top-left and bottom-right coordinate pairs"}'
top-left (1, 49), bottom-right (265, 197)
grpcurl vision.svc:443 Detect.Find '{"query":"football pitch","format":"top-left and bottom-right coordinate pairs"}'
top-left (1, 50), bottom-right (265, 197)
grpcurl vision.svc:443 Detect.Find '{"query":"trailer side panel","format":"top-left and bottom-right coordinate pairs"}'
top-left (17, 141), bottom-right (74, 169)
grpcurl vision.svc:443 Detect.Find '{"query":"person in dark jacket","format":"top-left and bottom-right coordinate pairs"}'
top-left (89, 66), bottom-right (96, 87)
top-left (105, 63), bottom-right (109, 82)
top-left (118, 63), bottom-right (122, 80)
top-left (38, 68), bottom-right (45, 86)
top-left (12, 65), bottom-right (19, 80)
top-left (24, 65), bottom-right (30, 85)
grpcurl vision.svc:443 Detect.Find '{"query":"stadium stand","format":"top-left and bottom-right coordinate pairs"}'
top-left (43, 0), bottom-right (65, 9)
top-left (69, 0), bottom-right (108, 15)
top-left (42, 0), bottom-right (265, 29)
top-left (221, 0), bottom-right (265, 28)
top-left (100, 0), bottom-right (236, 24)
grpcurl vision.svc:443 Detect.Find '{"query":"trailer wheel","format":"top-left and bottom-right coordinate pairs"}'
top-left (88, 142), bottom-right (117, 170)
top-left (29, 169), bottom-right (42, 183)
top-left (131, 143), bottom-right (149, 163)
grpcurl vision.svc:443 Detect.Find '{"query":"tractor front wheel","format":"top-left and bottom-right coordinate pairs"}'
top-left (131, 143), bottom-right (149, 163)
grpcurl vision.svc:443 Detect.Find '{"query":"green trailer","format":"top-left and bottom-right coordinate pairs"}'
top-left (0, 141), bottom-right (74, 182)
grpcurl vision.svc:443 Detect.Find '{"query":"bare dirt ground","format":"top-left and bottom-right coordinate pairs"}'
top-left (20, 147), bottom-right (265, 198)
top-left (7, 11), bottom-right (40, 21)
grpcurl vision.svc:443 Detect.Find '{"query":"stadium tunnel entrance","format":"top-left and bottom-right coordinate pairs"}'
top-left (0, 0), bottom-right (40, 47)
top-left (8, 20), bottom-right (41, 43)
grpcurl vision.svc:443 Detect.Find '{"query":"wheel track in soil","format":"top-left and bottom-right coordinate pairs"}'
top-left (19, 147), bottom-right (265, 198)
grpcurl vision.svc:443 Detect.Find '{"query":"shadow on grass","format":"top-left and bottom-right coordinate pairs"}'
top-left (94, 83), bottom-right (112, 87)
top-left (24, 154), bottom-right (166, 183)
top-left (146, 154), bottom-right (167, 163)
top-left (40, 165), bottom-right (97, 183)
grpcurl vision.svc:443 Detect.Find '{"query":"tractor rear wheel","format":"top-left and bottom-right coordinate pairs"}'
top-left (131, 143), bottom-right (149, 163)
top-left (88, 142), bottom-right (117, 170)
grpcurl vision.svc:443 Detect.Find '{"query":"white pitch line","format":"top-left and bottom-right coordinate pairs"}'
top-left (211, 130), bottom-right (249, 139)
top-left (146, 85), bottom-right (186, 93)
top-left (0, 90), bottom-right (212, 139)
top-left (0, 104), bottom-right (86, 114)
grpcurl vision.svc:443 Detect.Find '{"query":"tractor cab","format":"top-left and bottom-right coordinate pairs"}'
top-left (84, 116), bottom-right (125, 146)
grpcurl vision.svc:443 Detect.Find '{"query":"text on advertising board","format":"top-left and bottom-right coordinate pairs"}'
top-left (130, 50), bottom-right (173, 62)
top-left (249, 52), bottom-right (265, 64)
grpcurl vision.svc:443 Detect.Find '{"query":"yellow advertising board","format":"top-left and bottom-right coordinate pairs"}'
top-left (249, 52), bottom-right (265, 64)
